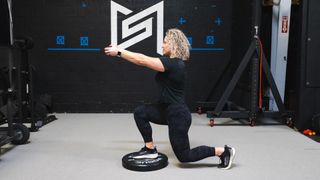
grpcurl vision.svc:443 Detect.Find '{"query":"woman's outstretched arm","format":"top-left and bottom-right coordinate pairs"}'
top-left (104, 45), bottom-right (165, 72)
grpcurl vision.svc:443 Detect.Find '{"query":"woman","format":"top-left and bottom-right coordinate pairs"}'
top-left (104, 28), bottom-right (235, 169)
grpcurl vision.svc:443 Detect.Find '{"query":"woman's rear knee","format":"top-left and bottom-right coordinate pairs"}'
top-left (173, 149), bottom-right (191, 163)
top-left (175, 153), bottom-right (190, 163)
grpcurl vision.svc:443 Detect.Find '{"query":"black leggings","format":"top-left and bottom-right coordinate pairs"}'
top-left (134, 103), bottom-right (215, 163)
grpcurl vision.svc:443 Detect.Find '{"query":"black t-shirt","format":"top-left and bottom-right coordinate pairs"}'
top-left (155, 57), bottom-right (186, 104)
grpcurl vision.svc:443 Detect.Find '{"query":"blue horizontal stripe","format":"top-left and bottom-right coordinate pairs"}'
top-left (191, 48), bottom-right (224, 51)
top-left (47, 47), bottom-right (223, 52)
top-left (48, 48), bottom-right (101, 51)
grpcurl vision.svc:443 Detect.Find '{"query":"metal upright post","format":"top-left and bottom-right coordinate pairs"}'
top-left (249, 0), bottom-right (262, 125)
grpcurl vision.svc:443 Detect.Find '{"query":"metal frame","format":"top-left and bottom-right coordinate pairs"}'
top-left (13, 46), bottom-right (39, 131)
top-left (205, 0), bottom-right (292, 126)
top-left (0, 46), bottom-right (25, 147)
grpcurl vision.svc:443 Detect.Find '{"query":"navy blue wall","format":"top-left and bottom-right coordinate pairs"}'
top-left (12, 0), bottom-right (235, 113)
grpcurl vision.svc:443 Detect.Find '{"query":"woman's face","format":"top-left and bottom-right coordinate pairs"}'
top-left (162, 37), bottom-right (171, 56)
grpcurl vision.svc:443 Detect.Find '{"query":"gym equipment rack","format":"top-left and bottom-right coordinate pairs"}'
top-left (197, 0), bottom-right (293, 127)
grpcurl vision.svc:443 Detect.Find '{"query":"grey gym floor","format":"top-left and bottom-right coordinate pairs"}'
top-left (0, 113), bottom-right (319, 180)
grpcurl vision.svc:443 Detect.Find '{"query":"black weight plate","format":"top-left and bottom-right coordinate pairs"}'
top-left (122, 152), bottom-right (168, 171)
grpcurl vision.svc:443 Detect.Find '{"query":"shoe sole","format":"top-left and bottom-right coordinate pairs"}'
top-left (132, 153), bottom-right (159, 159)
top-left (220, 148), bottom-right (236, 170)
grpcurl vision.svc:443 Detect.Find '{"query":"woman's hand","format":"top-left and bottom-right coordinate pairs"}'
top-left (104, 45), bottom-right (120, 57)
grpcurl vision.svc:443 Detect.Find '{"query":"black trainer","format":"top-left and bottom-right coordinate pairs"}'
top-left (218, 145), bottom-right (236, 170)
top-left (129, 146), bottom-right (159, 159)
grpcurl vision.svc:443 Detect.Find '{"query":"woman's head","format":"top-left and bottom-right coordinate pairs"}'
top-left (162, 28), bottom-right (191, 61)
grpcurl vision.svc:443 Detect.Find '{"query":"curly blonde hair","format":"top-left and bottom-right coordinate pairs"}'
top-left (165, 28), bottom-right (191, 61)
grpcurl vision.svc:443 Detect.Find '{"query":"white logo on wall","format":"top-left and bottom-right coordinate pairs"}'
top-left (110, 1), bottom-right (164, 55)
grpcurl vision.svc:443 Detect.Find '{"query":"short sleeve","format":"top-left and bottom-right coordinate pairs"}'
top-left (159, 57), bottom-right (174, 71)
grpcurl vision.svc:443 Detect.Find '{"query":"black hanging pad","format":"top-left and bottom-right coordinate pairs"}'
top-left (122, 152), bottom-right (168, 171)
